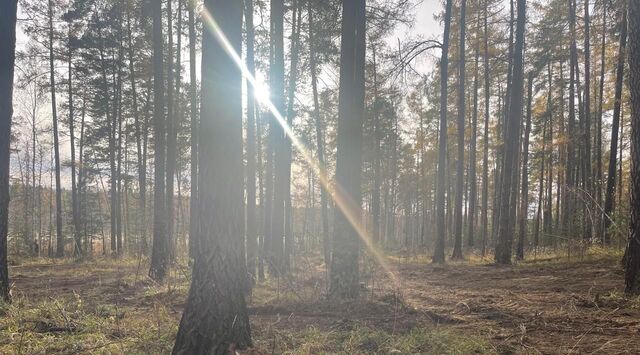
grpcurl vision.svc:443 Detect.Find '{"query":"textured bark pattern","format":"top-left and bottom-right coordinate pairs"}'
top-left (329, 0), bottom-right (366, 298)
top-left (149, 0), bottom-right (169, 281)
top-left (625, 0), bottom-right (640, 294)
top-left (172, 0), bottom-right (252, 352)
top-left (0, 0), bottom-right (18, 302)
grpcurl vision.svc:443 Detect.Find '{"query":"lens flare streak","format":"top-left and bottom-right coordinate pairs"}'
top-left (200, 8), bottom-right (402, 289)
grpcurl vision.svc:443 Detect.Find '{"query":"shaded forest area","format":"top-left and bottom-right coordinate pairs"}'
top-left (1, 0), bottom-right (640, 353)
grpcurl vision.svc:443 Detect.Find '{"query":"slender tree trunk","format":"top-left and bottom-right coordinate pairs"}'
top-left (149, 0), bottom-right (169, 281)
top-left (468, 14), bottom-right (480, 249)
top-left (0, 0), bottom-right (18, 302)
top-left (166, 0), bottom-right (177, 257)
top-left (188, 0), bottom-right (198, 259)
top-left (172, 1), bottom-right (252, 351)
top-left (329, 0), bottom-right (366, 298)
top-left (68, 28), bottom-right (81, 256)
top-left (308, 1), bottom-right (330, 268)
top-left (625, 0), bottom-right (640, 294)
top-left (481, 0), bottom-right (491, 257)
top-left (564, 0), bottom-right (579, 241)
top-left (434, 0), bottom-right (454, 264)
top-left (48, 0), bottom-right (64, 258)
top-left (244, 0), bottom-right (258, 281)
top-left (583, 0), bottom-right (593, 241)
top-left (269, 0), bottom-right (286, 277)
top-left (127, 10), bottom-right (147, 255)
top-left (603, 5), bottom-right (627, 244)
top-left (517, 72), bottom-right (534, 260)
top-left (283, 0), bottom-right (302, 273)
top-left (596, 3), bottom-right (607, 242)
top-left (452, 0), bottom-right (467, 260)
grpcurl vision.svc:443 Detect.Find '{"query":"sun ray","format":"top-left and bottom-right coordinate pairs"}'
top-left (200, 8), bottom-right (402, 289)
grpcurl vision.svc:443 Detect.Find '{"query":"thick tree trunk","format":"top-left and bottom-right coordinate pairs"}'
top-left (433, 0), bottom-right (454, 264)
top-left (329, 0), bottom-right (366, 298)
top-left (149, 0), bottom-right (169, 281)
top-left (0, 0), bottom-right (18, 302)
top-left (495, 0), bottom-right (526, 264)
top-left (172, 1), bottom-right (252, 351)
top-left (603, 5), bottom-right (627, 244)
top-left (624, 0), bottom-right (640, 294)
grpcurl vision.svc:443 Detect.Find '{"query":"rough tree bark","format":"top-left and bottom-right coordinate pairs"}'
top-left (171, 1), bottom-right (252, 351)
top-left (495, 0), bottom-right (526, 264)
top-left (149, 0), bottom-right (169, 281)
top-left (624, 0), bottom-right (640, 294)
top-left (329, 0), bottom-right (366, 298)
top-left (0, 0), bottom-right (18, 302)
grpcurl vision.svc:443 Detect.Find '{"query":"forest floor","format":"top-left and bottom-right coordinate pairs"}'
top-left (1, 249), bottom-right (639, 354)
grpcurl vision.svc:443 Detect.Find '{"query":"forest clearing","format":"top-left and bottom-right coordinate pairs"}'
top-left (1, 250), bottom-right (639, 354)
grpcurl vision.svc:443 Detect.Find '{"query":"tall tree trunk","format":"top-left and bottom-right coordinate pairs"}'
top-left (0, 0), bottom-right (18, 302)
top-left (269, 0), bottom-right (286, 277)
top-left (283, 0), bottom-right (302, 273)
top-left (48, 0), bottom-right (64, 258)
top-left (308, 1), bottom-right (330, 268)
top-left (188, 0), bottom-right (198, 259)
top-left (481, 0), bottom-right (491, 257)
top-left (495, 0), bottom-right (526, 264)
top-left (244, 0), bottom-right (258, 281)
top-left (329, 0), bottom-right (366, 298)
top-left (372, 45), bottom-right (381, 246)
top-left (583, 0), bottom-right (593, 241)
top-left (468, 13), bottom-right (481, 249)
top-left (596, 3), bottom-right (607, 242)
top-left (166, 0), bottom-right (177, 257)
top-left (625, 0), bottom-right (640, 294)
top-left (149, 0), bottom-right (169, 281)
top-left (127, 9), bottom-right (147, 255)
top-left (517, 72), bottom-right (534, 260)
top-left (452, 0), bottom-right (467, 260)
top-left (171, 0), bottom-right (252, 351)
top-left (564, 0), bottom-right (579, 241)
top-left (433, 0), bottom-right (454, 264)
top-left (603, 5), bottom-right (627, 244)
top-left (68, 28), bottom-right (81, 256)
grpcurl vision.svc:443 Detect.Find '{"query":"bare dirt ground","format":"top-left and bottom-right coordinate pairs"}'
top-left (389, 255), bottom-right (640, 354)
top-left (3, 254), bottom-right (640, 354)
